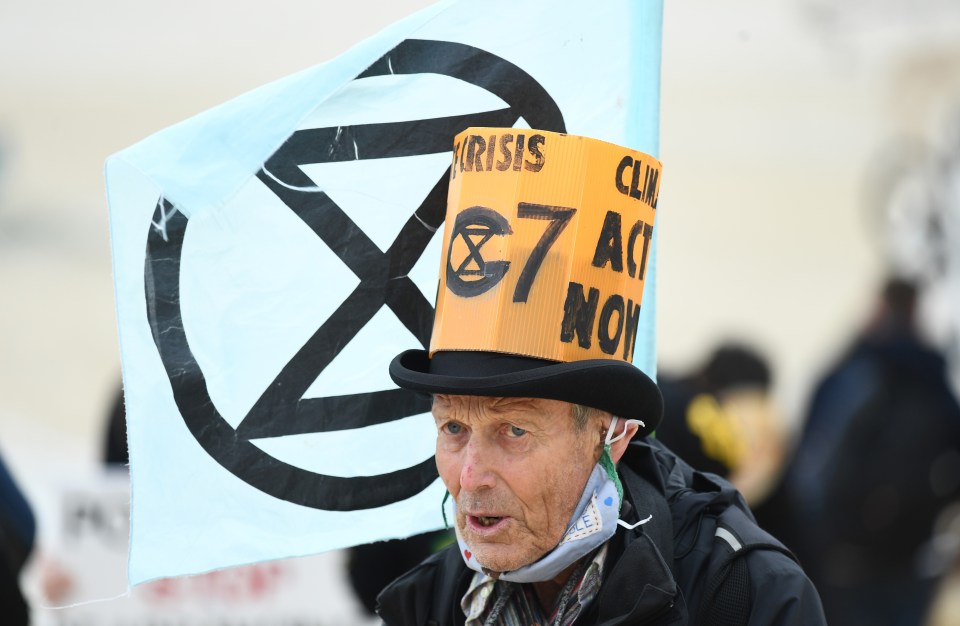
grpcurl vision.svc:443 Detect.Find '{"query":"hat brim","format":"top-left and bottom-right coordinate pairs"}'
top-left (389, 350), bottom-right (662, 436)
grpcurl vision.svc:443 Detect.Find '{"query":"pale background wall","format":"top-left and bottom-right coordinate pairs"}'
top-left (1, 0), bottom-right (959, 565)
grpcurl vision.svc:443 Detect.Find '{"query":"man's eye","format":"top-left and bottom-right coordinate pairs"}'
top-left (443, 422), bottom-right (463, 435)
top-left (509, 425), bottom-right (526, 437)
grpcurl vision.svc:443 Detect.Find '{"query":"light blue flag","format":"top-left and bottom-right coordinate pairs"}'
top-left (107, 0), bottom-right (663, 585)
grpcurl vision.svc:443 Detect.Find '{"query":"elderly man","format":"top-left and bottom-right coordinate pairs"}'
top-left (377, 128), bottom-right (825, 625)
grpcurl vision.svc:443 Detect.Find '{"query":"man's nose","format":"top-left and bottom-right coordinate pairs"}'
top-left (459, 438), bottom-right (497, 492)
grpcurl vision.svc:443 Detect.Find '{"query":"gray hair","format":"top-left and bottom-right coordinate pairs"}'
top-left (572, 404), bottom-right (596, 431)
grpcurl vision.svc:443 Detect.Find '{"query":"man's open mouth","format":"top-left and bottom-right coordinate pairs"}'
top-left (475, 516), bottom-right (502, 527)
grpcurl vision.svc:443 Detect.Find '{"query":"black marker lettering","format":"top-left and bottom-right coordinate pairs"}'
top-left (513, 134), bottom-right (525, 171)
top-left (451, 140), bottom-right (461, 180)
top-left (513, 202), bottom-right (577, 303)
top-left (645, 167), bottom-right (659, 208)
top-left (626, 220), bottom-right (644, 278)
top-left (615, 156), bottom-right (632, 195)
top-left (472, 135), bottom-right (487, 172)
top-left (485, 135), bottom-right (496, 172)
top-left (629, 159), bottom-right (643, 200)
top-left (591, 210), bottom-right (624, 272)
top-left (497, 133), bottom-right (514, 171)
top-left (525, 134), bottom-right (546, 172)
top-left (560, 282), bottom-right (599, 349)
top-left (637, 222), bottom-right (653, 280)
top-left (622, 298), bottom-right (641, 360)
top-left (597, 294), bottom-right (625, 355)
top-left (464, 136), bottom-right (476, 172)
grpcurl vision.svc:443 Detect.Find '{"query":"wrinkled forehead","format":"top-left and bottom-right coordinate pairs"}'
top-left (432, 394), bottom-right (565, 415)
top-left (430, 395), bottom-right (611, 431)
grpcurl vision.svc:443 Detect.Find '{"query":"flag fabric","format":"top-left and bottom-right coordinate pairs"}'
top-left (106, 0), bottom-right (664, 585)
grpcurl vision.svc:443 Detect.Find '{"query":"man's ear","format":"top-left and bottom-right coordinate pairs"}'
top-left (608, 418), bottom-right (641, 463)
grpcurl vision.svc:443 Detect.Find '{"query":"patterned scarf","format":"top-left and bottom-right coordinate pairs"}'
top-left (461, 544), bottom-right (608, 626)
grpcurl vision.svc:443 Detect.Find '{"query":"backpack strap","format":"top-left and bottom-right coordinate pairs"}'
top-left (699, 522), bottom-right (751, 626)
top-left (697, 506), bottom-right (801, 626)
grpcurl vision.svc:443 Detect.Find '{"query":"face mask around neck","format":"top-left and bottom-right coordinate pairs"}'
top-left (454, 445), bottom-right (646, 583)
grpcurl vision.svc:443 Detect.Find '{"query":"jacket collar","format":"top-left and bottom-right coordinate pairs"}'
top-left (587, 440), bottom-right (686, 625)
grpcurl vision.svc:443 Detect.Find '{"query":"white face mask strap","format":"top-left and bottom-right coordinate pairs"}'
top-left (605, 417), bottom-right (646, 445)
top-left (617, 514), bottom-right (653, 529)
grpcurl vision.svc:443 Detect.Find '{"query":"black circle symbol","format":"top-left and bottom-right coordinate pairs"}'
top-left (144, 39), bottom-right (565, 511)
top-left (446, 207), bottom-right (513, 297)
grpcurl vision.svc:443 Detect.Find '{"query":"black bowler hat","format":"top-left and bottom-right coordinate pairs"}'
top-left (389, 127), bottom-right (664, 435)
top-left (389, 350), bottom-right (662, 436)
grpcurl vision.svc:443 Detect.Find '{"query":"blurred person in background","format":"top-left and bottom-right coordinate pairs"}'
top-left (780, 277), bottom-right (960, 626)
top-left (656, 343), bottom-right (788, 510)
top-left (0, 447), bottom-right (36, 626)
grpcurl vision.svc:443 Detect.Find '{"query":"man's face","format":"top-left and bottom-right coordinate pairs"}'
top-left (432, 395), bottom-right (601, 573)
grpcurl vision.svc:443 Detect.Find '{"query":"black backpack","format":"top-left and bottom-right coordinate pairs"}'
top-left (619, 439), bottom-right (806, 626)
top-left (691, 506), bottom-right (799, 626)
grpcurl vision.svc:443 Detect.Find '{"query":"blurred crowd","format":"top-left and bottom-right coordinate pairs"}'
top-left (656, 278), bottom-right (960, 626)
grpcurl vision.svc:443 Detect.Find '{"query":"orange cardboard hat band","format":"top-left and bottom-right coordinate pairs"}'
top-left (430, 128), bottom-right (661, 364)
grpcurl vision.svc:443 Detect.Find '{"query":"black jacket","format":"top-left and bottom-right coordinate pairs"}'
top-left (377, 438), bottom-right (825, 625)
